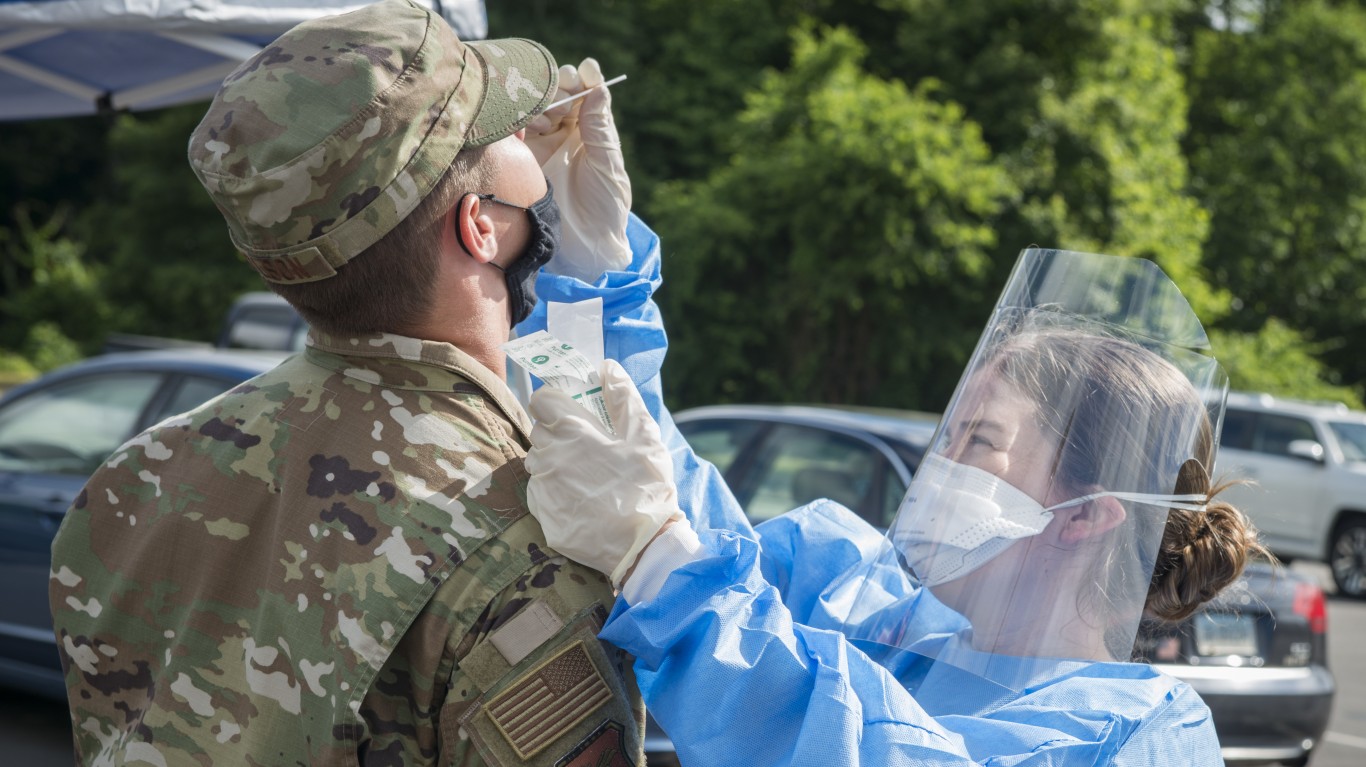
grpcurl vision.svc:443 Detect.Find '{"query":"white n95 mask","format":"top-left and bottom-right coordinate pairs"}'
top-left (894, 453), bottom-right (1054, 587)
top-left (894, 453), bottom-right (1208, 587)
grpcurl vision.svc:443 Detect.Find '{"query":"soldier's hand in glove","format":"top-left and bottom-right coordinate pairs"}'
top-left (525, 359), bottom-right (681, 589)
top-left (524, 58), bottom-right (632, 283)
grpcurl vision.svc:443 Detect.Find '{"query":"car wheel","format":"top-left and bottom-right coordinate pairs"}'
top-left (1330, 519), bottom-right (1366, 598)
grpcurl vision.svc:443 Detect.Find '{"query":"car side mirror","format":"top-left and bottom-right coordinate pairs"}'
top-left (1287, 439), bottom-right (1325, 464)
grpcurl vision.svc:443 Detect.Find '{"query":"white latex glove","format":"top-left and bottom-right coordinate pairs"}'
top-left (525, 359), bottom-right (681, 588)
top-left (524, 58), bottom-right (632, 283)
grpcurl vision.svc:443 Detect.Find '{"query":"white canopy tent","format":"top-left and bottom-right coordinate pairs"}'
top-left (0, 0), bottom-right (486, 121)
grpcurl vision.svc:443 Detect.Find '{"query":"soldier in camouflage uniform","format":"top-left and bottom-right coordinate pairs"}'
top-left (49, 0), bottom-right (645, 764)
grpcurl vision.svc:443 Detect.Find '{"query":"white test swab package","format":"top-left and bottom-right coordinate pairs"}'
top-left (503, 329), bottom-right (614, 433)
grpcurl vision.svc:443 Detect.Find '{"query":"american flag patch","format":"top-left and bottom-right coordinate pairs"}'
top-left (486, 640), bottom-right (613, 758)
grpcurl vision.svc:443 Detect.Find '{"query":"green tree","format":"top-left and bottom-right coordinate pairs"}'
top-left (654, 26), bottom-right (1016, 409)
top-left (0, 115), bottom-right (110, 232)
top-left (77, 104), bottom-right (259, 342)
top-left (1185, 1), bottom-right (1366, 388)
top-left (1, 0), bottom-right (1356, 410)
top-left (487, 0), bottom-right (800, 215)
top-left (0, 113), bottom-right (115, 373)
top-left (843, 1), bottom-right (1218, 310)
top-left (497, 0), bottom-right (1355, 407)
top-left (0, 206), bottom-right (115, 358)
top-left (1212, 321), bottom-right (1362, 407)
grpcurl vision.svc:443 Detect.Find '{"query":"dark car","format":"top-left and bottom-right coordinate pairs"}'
top-left (0, 348), bottom-right (288, 698)
top-left (675, 404), bottom-right (1335, 766)
top-left (675, 404), bottom-right (939, 530)
top-left (1140, 562), bottom-right (1334, 766)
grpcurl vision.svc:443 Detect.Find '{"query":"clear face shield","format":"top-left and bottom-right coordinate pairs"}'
top-left (837, 249), bottom-right (1228, 695)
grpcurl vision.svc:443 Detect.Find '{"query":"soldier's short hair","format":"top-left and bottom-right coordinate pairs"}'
top-left (268, 146), bottom-right (493, 336)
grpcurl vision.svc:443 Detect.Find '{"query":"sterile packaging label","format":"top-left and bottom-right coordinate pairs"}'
top-left (503, 330), bottom-right (614, 433)
top-left (547, 298), bottom-right (605, 368)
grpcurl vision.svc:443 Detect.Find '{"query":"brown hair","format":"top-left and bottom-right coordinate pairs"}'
top-left (268, 145), bottom-right (494, 336)
top-left (992, 326), bottom-right (1272, 626)
top-left (1147, 482), bottom-right (1269, 621)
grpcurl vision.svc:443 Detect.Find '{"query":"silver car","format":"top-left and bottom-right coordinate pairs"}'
top-left (1216, 392), bottom-right (1366, 598)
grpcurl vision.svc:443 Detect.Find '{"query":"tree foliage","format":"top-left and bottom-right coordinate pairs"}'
top-left (1185, 0), bottom-right (1366, 385)
top-left (77, 105), bottom-right (261, 341)
top-left (1213, 322), bottom-right (1363, 408)
top-left (0, 207), bottom-right (113, 362)
top-left (486, 0), bottom-right (800, 211)
top-left (832, 1), bottom-right (1219, 312)
top-left (2, 0), bottom-right (1364, 410)
top-left (0, 115), bottom-right (109, 233)
top-left (653, 26), bottom-right (1015, 408)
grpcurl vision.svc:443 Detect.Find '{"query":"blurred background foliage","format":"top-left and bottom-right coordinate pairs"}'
top-left (2, 0), bottom-right (1364, 411)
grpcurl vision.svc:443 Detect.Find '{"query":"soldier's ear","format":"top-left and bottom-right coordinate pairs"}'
top-left (452, 194), bottom-right (498, 264)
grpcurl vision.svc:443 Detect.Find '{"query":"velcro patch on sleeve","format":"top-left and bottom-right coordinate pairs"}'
top-left (490, 599), bottom-right (565, 666)
top-left (554, 720), bottom-right (636, 767)
top-left (485, 640), bottom-right (613, 759)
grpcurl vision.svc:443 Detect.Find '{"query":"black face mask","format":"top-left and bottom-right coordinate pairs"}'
top-left (456, 182), bottom-right (561, 327)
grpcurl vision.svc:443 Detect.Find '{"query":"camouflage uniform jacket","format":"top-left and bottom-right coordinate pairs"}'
top-left (50, 331), bottom-right (645, 766)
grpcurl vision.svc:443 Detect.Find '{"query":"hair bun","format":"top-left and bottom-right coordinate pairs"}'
top-left (1146, 488), bottom-right (1270, 622)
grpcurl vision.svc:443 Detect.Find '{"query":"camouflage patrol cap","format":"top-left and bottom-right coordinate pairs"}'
top-left (187, 0), bottom-right (557, 284)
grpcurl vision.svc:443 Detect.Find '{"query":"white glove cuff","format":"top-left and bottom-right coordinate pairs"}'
top-left (620, 519), bottom-right (704, 605)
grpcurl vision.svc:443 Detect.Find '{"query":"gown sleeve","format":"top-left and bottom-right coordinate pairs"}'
top-left (600, 517), bottom-right (977, 767)
top-left (518, 213), bottom-right (754, 540)
top-left (601, 502), bottom-right (1226, 767)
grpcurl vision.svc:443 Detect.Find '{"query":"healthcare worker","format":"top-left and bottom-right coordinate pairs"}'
top-left (523, 249), bottom-right (1268, 766)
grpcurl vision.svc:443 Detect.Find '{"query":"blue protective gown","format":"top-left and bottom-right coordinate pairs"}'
top-left (601, 502), bottom-right (1225, 766)
top-left (519, 215), bottom-right (1224, 767)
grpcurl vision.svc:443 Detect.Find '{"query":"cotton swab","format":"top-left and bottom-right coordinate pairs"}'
top-left (544, 74), bottom-right (628, 111)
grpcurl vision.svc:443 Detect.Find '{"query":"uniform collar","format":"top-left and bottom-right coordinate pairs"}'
top-left (305, 330), bottom-right (533, 441)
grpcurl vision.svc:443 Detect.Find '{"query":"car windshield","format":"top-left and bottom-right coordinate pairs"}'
top-left (1328, 420), bottom-right (1366, 462)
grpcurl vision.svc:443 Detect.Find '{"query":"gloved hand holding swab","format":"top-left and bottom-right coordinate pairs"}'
top-left (524, 59), bottom-right (632, 282)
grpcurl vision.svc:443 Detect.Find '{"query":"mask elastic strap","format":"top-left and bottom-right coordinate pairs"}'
top-left (1046, 491), bottom-right (1208, 514)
